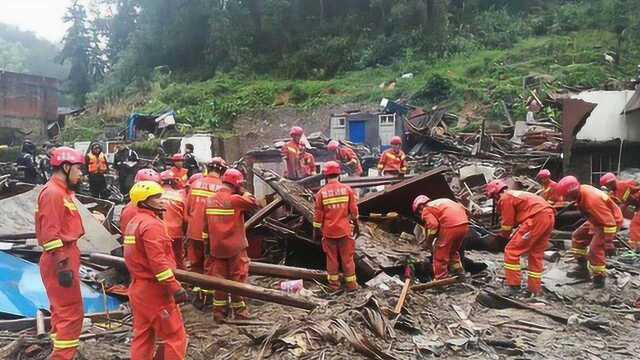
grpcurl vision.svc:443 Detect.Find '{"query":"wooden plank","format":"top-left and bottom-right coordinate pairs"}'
top-left (245, 197), bottom-right (284, 231)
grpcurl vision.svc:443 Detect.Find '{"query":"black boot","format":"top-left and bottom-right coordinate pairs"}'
top-left (592, 276), bottom-right (605, 289)
top-left (567, 259), bottom-right (590, 279)
top-left (499, 286), bottom-right (523, 298)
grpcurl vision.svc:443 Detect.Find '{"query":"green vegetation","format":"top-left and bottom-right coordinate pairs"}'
top-left (58, 0), bottom-right (640, 138)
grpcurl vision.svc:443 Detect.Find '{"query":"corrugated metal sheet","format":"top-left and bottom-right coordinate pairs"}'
top-left (0, 251), bottom-right (121, 318)
top-left (570, 90), bottom-right (639, 142)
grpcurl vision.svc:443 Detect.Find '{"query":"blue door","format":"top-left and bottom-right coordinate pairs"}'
top-left (348, 120), bottom-right (366, 144)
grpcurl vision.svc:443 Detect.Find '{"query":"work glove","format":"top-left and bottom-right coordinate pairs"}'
top-left (313, 229), bottom-right (322, 243)
top-left (173, 287), bottom-right (190, 304)
top-left (57, 259), bottom-right (73, 288)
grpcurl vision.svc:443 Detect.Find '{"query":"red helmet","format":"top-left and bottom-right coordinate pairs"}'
top-left (222, 169), bottom-right (245, 187)
top-left (327, 140), bottom-right (339, 152)
top-left (171, 153), bottom-right (184, 162)
top-left (536, 169), bottom-right (551, 180)
top-left (290, 126), bottom-right (304, 137)
top-left (390, 136), bottom-right (402, 145)
top-left (160, 170), bottom-right (177, 182)
top-left (485, 179), bottom-right (508, 199)
top-left (323, 161), bottom-right (341, 176)
top-left (50, 147), bottom-right (84, 167)
top-left (412, 195), bottom-right (430, 213)
top-left (558, 176), bottom-right (580, 196)
top-left (135, 168), bottom-right (161, 184)
top-left (599, 172), bottom-right (616, 187)
top-left (187, 173), bottom-right (203, 186)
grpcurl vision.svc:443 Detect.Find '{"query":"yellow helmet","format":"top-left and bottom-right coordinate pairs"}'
top-left (129, 181), bottom-right (164, 205)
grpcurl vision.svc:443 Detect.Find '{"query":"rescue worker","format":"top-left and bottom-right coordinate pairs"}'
top-left (124, 181), bottom-right (188, 359)
top-left (486, 180), bottom-right (555, 296)
top-left (281, 126), bottom-right (304, 180)
top-left (113, 143), bottom-right (139, 197)
top-left (183, 143), bottom-right (199, 177)
top-left (536, 169), bottom-right (563, 204)
top-left (86, 143), bottom-right (109, 199)
top-left (412, 196), bottom-right (469, 280)
top-left (557, 176), bottom-right (620, 288)
top-left (313, 161), bottom-right (360, 291)
top-left (17, 139), bottom-right (38, 183)
top-left (168, 153), bottom-right (189, 189)
top-left (36, 146), bottom-right (86, 359)
top-left (205, 169), bottom-right (259, 322)
top-left (37, 142), bottom-right (56, 183)
top-left (119, 169), bottom-right (161, 235)
top-left (161, 170), bottom-right (187, 269)
top-left (600, 172), bottom-right (640, 250)
top-left (300, 146), bottom-right (316, 177)
top-left (185, 157), bottom-right (226, 273)
top-left (327, 140), bottom-right (363, 176)
top-left (377, 136), bottom-right (407, 176)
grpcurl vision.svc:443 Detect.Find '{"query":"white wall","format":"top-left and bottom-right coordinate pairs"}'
top-left (180, 135), bottom-right (212, 163)
top-left (571, 90), bottom-right (640, 142)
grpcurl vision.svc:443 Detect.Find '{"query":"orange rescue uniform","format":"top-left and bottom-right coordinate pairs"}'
top-left (336, 147), bottom-right (363, 176)
top-left (205, 188), bottom-right (259, 314)
top-left (541, 180), bottom-right (563, 204)
top-left (124, 208), bottom-right (187, 360)
top-left (313, 181), bottom-right (359, 290)
top-left (611, 180), bottom-right (640, 250)
top-left (300, 152), bottom-right (316, 177)
top-left (571, 185), bottom-right (619, 279)
top-left (498, 190), bottom-right (555, 294)
top-left (281, 140), bottom-right (303, 179)
top-left (36, 176), bottom-right (85, 360)
top-left (168, 167), bottom-right (188, 189)
top-left (420, 198), bottom-right (469, 280)
top-left (184, 175), bottom-right (223, 273)
top-left (162, 186), bottom-right (187, 269)
top-left (377, 149), bottom-right (407, 175)
top-left (120, 202), bottom-right (137, 236)
top-left (86, 153), bottom-right (108, 174)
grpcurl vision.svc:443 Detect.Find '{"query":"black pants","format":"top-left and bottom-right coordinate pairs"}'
top-left (89, 173), bottom-right (107, 198)
top-left (118, 171), bottom-right (135, 199)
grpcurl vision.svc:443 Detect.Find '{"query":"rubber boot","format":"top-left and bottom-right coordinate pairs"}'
top-left (499, 286), bottom-right (522, 298)
top-left (567, 258), bottom-right (590, 279)
top-left (592, 276), bottom-right (606, 289)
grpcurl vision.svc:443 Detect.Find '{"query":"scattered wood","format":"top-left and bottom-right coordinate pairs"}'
top-left (245, 197), bottom-right (284, 231)
top-left (410, 277), bottom-right (460, 292)
top-left (500, 323), bottom-right (544, 334)
top-left (0, 336), bottom-right (25, 360)
top-left (481, 289), bottom-right (569, 324)
top-left (393, 278), bottom-right (411, 314)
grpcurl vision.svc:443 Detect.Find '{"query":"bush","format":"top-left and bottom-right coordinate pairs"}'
top-left (410, 74), bottom-right (454, 106)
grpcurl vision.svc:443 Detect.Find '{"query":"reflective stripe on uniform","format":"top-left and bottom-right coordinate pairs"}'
top-left (202, 232), bottom-right (209, 239)
top-left (123, 235), bottom-right (136, 245)
top-left (63, 199), bottom-right (77, 211)
top-left (571, 247), bottom-right (588, 256)
top-left (155, 269), bottom-right (174, 282)
top-left (501, 225), bottom-right (513, 232)
top-left (603, 226), bottom-right (617, 234)
top-left (287, 146), bottom-right (299, 154)
top-left (588, 262), bottom-right (607, 274)
top-left (426, 228), bottom-right (438, 236)
top-left (527, 271), bottom-right (543, 279)
top-left (230, 301), bottom-right (246, 308)
top-left (191, 189), bottom-right (215, 197)
top-left (213, 300), bottom-right (228, 307)
top-left (53, 338), bottom-right (80, 349)
top-left (504, 263), bottom-right (521, 271)
top-left (344, 274), bottom-right (357, 283)
top-left (322, 196), bottom-right (349, 206)
top-left (313, 222), bottom-right (321, 228)
top-left (623, 189), bottom-right (631, 201)
top-left (42, 239), bottom-right (63, 251)
top-left (206, 208), bottom-right (235, 215)
top-left (327, 274), bottom-right (340, 282)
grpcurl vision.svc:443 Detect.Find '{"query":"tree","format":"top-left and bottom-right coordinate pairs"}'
top-left (58, 1), bottom-right (92, 105)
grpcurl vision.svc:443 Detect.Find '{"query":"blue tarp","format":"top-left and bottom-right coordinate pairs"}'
top-left (0, 251), bottom-right (122, 318)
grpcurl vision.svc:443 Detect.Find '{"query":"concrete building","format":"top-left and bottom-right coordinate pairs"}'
top-left (329, 110), bottom-right (402, 149)
top-left (0, 70), bottom-right (60, 144)
top-left (562, 90), bottom-right (640, 184)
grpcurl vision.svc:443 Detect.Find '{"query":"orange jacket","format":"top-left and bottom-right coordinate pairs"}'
top-left (420, 198), bottom-right (469, 236)
top-left (87, 153), bottom-right (108, 174)
top-left (36, 176), bottom-right (85, 250)
top-left (611, 179), bottom-right (640, 205)
top-left (120, 202), bottom-right (137, 234)
top-left (378, 149), bottom-right (407, 174)
top-left (185, 175), bottom-right (223, 241)
top-left (123, 208), bottom-right (181, 294)
top-left (313, 181), bottom-right (359, 239)
top-left (281, 140), bottom-right (303, 178)
top-left (168, 167), bottom-right (189, 189)
top-left (337, 147), bottom-right (363, 176)
top-left (205, 187), bottom-right (259, 259)
top-left (541, 180), bottom-right (563, 204)
top-left (576, 185), bottom-right (619, 235)
top-left (161, 186), bottom-right (186, 240)
top-left (300, 152), bottom-right (316, 177)
top-left (497, 190), bottom-right (552, 234)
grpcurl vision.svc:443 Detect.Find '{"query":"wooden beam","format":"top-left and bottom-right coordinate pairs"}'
top-left (245, 197), bottom-right (284, 231)
top-left (410, 276), bottom-right (460, 291)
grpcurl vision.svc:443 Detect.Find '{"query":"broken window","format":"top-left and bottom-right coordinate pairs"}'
top-left (590, 150), bottom-right (618, 185)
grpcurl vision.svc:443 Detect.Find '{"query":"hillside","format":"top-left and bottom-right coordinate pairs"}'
top-left (64, 28), bottom-right (640, 143)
